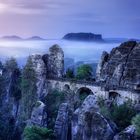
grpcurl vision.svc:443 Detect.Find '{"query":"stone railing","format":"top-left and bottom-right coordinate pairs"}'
top-left (47, 77), bottom-right (100, 86)
top-left (47, 77), bottom-right (139, 92)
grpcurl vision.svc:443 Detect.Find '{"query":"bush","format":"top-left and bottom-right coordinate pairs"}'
top-left (4, 57), bottom-right (18, 72)
top-left (76, 64), bottom-right (93, 80)
top-left (99, 101), bottom-right (136, 131)
top-left (23, 126), bottom-right (54, 140)
top-left (110, 102), bottom-right (136, 130)
top-left (132, 114), bottom-right (140, 136)
top-left (65, 68), bottom-right (74, 78)
top-left (44, 90), bottom-right (65, 129)
top-left (20, 56), bottom-right (37, 120)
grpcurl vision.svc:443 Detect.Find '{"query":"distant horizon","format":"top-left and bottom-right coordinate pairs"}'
top-left (0, 0), bottom-right (139, 39)
top-left (0, 33), bottom-right (139, 40)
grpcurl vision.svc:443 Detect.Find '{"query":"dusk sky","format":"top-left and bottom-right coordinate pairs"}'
top-left (0, 0), bottom-right (140, 38)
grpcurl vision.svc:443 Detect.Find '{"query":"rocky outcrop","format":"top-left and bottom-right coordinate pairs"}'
top-left (42, 44), bottom-right (64, 78)
top-left (96, 41), bottom-right (140, 90)
top-left (31, 54), bottom-right (47, 99)
top-left (113, 125), bottom-right (140, 140)
top-left (96, 51), bottom-right (109, 81)
top-left (72, 95), bottom-right (116, 140)
top-left (29, 101), bottom-right (47, 127)
top-left (63, 33), bottom-right (103, 42)
top-left (54, 103), bottom-right (69, 140)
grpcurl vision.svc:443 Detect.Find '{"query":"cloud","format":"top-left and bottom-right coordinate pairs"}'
top-left (0, 0), bottom-right (72, 15)
top-left (0, 0), bottom-right (139, 38)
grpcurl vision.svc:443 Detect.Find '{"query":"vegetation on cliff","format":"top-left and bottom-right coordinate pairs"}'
top-left (76, 64), bottom-right (93, 80)
top-left (99, 98), bottom-right (136, 131)
top-left (132, 114), bottom-right (140, 136)
top-left (23, 126), bottom-right (54, 140)
top-left (65, 68), bottom-right (74, 78)
top-left (44, 90), bottom-right (65, 129)
top-left (20, 56), bottom-right (37, 120)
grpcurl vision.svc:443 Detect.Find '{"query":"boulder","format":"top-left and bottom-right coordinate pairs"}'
top-left (72, 95), bottom-right (116, 140)
top-left (29, 101), bottom-right (47, 127)
top-left (113, 125), bottom-right (140, 140)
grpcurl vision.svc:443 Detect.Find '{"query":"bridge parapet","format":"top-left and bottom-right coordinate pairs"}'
top-left (46, 78), bottom-right (140, 103)
top-left (47, 77), bottom-right (100, 86)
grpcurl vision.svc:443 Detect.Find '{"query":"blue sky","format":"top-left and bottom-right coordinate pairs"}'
top-left (0, 0), bottom-right (139, 38)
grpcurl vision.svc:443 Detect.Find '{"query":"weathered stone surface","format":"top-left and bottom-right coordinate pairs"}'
top-left (54, 103), bottom-right (69, 140)
top-left (31, 54), bottom-right (47, 99)
top-left (113, 125), bottom-right (140, 140)
top-left (72, 95), bottom-right (116, 140)
top-left (29, 101), bottom-right (47, 127)
top-left (96, 41), bottom-right (140, 90)
top-left (44, 44), bottom-right (64, 78)
top-left (96, 51), bottom-right (109, 81)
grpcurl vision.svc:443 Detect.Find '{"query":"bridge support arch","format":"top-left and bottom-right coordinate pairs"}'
top-left (76, 87), bottom-right (94, 101)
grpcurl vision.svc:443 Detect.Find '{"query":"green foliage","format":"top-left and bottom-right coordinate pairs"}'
top-left (23, 126), bottom-right (54, 140)
top-left (65, 68), bottom-right (74, 78)
top-left (76, 64), bottom-right (93, 80)
top-left (100, 106), bottom-right (111, 119)
top-left (21, 56), bottom-right (37, 120)
top-left (0, 106), bottom-right (20, 140)
top-left (97, 96), bottom-right (106, 107)
top-left (0, 75), bottom-right (6, 105)
top-left (99, 101), bottom-right (136, 131)
top-left (4, 57), bottom-right (18, 72)
top-left (110, 102), bottom-right (136, 130)
top-left (45, 90), bottom-right (65, 129)
top-left (132, 114), bottom-right (140, 136)
top-left (79, 92), bottom-right (89, 101)
top-left (9, 68), bottom-right (22, 101)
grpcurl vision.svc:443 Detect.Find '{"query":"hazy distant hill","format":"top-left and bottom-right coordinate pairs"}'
top-left (26, 36), bottom-right (45, 40)
top-left (63, 33), bottom-right (103, 42)
top-left (0, 35), bottom-right (45, 41)
top-left (0, 35), bottom-right (23, 41)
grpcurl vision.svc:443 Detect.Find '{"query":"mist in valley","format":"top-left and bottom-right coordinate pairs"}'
top-left (0, 39), bottom-right (120, 66)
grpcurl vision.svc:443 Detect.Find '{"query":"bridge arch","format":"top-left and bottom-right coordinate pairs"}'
top-left (55, 82), bottom-right (59, 90)
top-left (109, 91), bottom-right (122, 104)
top-left (76, 87), bottom-right (94, 101)
top-left (64, 84), bottom-right (70, 91)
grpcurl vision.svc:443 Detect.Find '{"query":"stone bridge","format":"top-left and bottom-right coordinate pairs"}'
top-left (47, 78), bottom-right (140, 104)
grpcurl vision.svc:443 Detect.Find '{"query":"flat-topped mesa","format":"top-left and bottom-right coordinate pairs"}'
top-left (63, 33), bottom-right (103, 42)
top-left (96, 41), bottom-right (140, 91)
top-left (42, 44), bottom-right (64, 79)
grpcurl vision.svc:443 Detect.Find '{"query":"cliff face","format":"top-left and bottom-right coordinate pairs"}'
top-left (43, 44), bottom-right (64, 78)
top-left (30, 54), bottom-right (47, 99)
top-left (96, 41), bottom-right (140, 90)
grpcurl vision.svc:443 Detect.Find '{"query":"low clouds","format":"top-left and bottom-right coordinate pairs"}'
top-left (0, 0), bottom-right (73, 15)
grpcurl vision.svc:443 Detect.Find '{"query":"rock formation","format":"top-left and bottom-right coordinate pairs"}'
top-left (113, 125), bottom-right (140, 140)
top-left (31, 54), bottom-right (47, 99)
top-left (29, 101), bottom-right (47, 127)
top-left (54, 103), bottom-right (69, 140)
top-left (96, 41), bottom-right (140, 91)
top-left (43, 44), bottom-right (64, 78)
top-left (72, 95), bottom-right (116, 140)
top-left (63, 33), bottom-right (103, 42)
